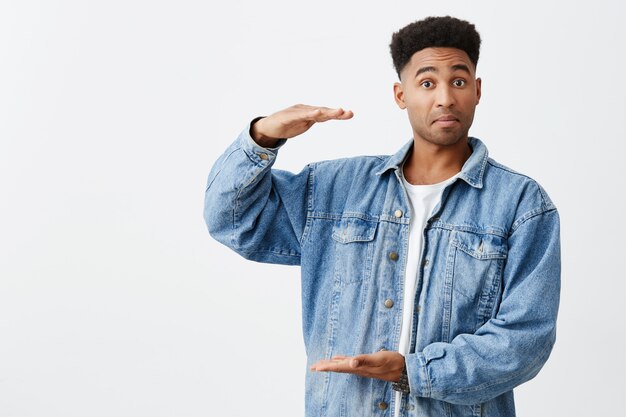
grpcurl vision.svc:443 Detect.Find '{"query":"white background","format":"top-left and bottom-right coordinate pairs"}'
top-left (1, 1), bottom-right (625, 416)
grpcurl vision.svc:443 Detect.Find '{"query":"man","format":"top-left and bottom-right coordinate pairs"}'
top-left (204, 16), bottom-right (560, 417)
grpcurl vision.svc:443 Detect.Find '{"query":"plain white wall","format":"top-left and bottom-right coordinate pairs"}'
top-left (1, 1), bottom-right (624, 416)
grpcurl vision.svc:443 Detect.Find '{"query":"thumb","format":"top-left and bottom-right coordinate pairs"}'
top-left (350, 354), bottom-right (372, 368)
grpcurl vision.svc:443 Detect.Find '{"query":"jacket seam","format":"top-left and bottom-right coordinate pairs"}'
top-left (205, 146), bottom-right (241, 192)
top-left (300, 163), bottom-right (315, 246)
top-left (428, 222), bottom-right (508, 238)
top-left (509, 207), bottom-right (557, 235)
top-left (486, 160), bottom-right (555, 210)
top-left (538, 185), bottom-right (554, 210)
top-left (486, 159), bottom-right (531, 180)
top-left (309, 212), bottom-right (380, 222)
top-left (314, 154), bottom-right (387, 167)
top-left (243, 248), bottom-right (301, 258)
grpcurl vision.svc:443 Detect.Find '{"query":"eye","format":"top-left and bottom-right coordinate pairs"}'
top-left (453, 79), bottom-right (466, 87)
top-left (420, 80), bottom-right (434, 89)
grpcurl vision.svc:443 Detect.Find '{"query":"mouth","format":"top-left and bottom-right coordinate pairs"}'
top-left (432, 115), bottom-right (460, 127)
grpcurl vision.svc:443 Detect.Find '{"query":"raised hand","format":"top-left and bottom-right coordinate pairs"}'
top-left (251, 104), bottom-right (354, 148)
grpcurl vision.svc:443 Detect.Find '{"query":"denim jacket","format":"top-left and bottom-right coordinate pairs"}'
top-left (204, 121), bottom-right (561, 417)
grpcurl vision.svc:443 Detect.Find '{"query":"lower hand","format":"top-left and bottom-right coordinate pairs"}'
top-left (310, 350), bottom-right (405, 383)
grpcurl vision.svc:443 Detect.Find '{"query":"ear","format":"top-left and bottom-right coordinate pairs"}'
top-left (475, 77), bottom-right (482, 105)
top-left (393, 82), bottom-right (406, 109)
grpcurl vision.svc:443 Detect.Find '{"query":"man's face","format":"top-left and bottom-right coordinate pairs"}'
top-left (393, 47), bottom-right (481, 147)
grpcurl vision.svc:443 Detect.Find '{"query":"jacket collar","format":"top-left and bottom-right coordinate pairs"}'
top-left (375, 137), bottom-right (489, 189)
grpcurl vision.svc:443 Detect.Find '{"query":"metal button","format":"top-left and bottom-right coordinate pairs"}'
top-left (394, 209), bottom-right (403, 218)
top-left (379, 347), bottom-right (388, 351)
top-left (423, 259), bottom-right (429, 267)
top-left (259, 153), bottom-right (269, 160)
top-left (416, 305), bottom-right (421, 313)
top-left (384, 299), bottom-right (394, 308)
top-left (378, 401), bottom-right (388, 410)
top-left (388, 251), bottom-right (399, 261)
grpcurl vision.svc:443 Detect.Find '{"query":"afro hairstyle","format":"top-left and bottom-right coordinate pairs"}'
top-left (389, 16), bottom-right (481, 79)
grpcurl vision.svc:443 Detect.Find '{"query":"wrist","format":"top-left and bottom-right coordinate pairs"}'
top-left (250, 117), bottom-right (282, 148)
top-left (392, 357), bottom-right (410, 394)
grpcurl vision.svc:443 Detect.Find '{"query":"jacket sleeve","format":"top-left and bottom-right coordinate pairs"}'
top-left (405, 206), bottom-right (561, 405)
top-left (204, 120), bottom-right (311, 265)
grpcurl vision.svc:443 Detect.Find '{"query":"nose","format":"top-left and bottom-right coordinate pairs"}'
top-left (435, 85), bottom-right (456, 108)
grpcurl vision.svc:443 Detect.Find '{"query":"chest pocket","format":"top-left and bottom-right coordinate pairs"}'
top-left (444, 230), bottom-right (508, 339)
top-left (331, 217), bottom-right (378, 284)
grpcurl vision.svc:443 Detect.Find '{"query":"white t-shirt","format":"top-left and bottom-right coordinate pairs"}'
top-left (394, 168), bottom-right (459, 417)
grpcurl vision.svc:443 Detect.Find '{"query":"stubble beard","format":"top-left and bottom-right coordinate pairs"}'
top-left (414, 112), bottom-right (475, 147)
top-left (414, 124), bottom-right (469, 147)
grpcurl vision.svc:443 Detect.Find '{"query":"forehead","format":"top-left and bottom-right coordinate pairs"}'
top-left (402, 47), bottom-right (474, 78)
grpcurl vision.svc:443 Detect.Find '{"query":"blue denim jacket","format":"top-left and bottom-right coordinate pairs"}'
top-left (204, 122), bottom-right (561, 417)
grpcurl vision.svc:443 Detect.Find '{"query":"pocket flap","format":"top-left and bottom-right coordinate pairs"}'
top-left (452, 231), bottom-right (507, 260)
top-left (331, 218), bottom-right (378, 243)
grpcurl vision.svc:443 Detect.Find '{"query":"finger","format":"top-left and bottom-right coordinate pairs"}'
top-left (331, 355), bottom-right (349, 360)
top-left (315, 108), bottom-right (346, 122)
top-left (311, 362), bottom-right (333, 372)
top-left (311, 358), bottom-right (352, 372)
top-left (310, 358), bottom-right (330, 367)
top-left (325, 108), bottom-right (349, 121)
top-left (322, 108), bottom-right (355, 122)
top-left (305, 107), bottom-right (350, 122)
top-left (309, 359), bottom-right (336, 371)
top-left (335, 109), bottom-right (354, 120)
top-left (303, 108), bottom-right (332, 121)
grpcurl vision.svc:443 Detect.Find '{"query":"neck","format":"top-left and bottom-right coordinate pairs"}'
top-left (403, 136), bottom-right (472, 185)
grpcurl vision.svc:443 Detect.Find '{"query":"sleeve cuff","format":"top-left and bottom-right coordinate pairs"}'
top-left (405, 352), bottom-right (432, 398)
top-left (243, 116), bottom-right (288, 155)
top-left (235, 118), bottom-right (287, 166)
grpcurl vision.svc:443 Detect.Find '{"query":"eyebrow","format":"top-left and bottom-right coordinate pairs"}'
top-left (415, 64), bottom-right (472, 78)
top-left (451, 64), bottom-right (471, 74)
top-left (415, 66), bottom-right (436, 77)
